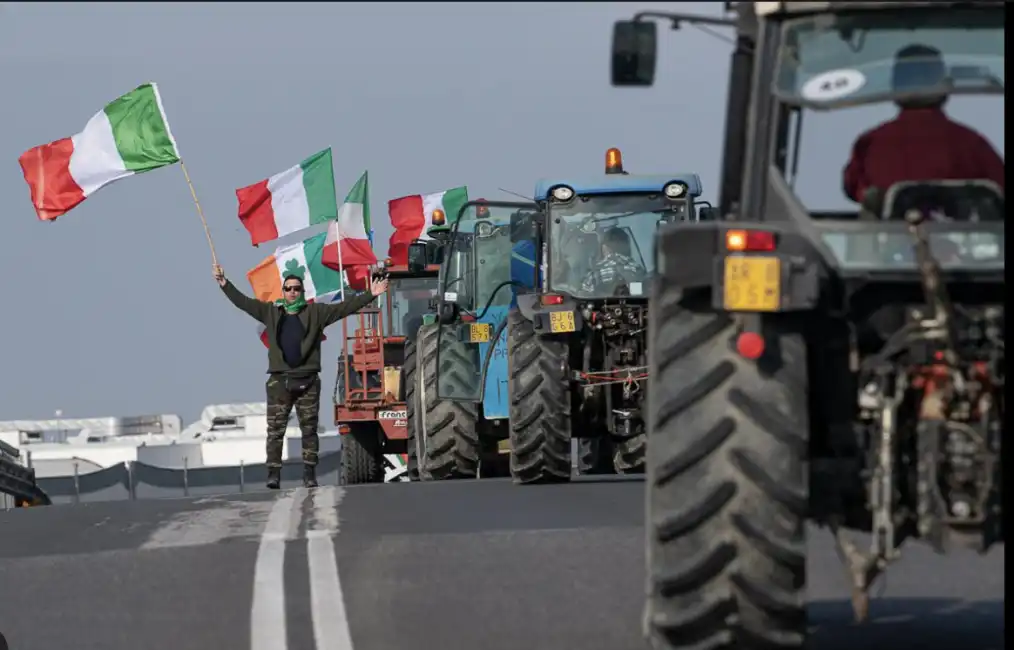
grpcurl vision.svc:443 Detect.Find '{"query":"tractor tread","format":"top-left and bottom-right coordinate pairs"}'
top-left (507, 310), bottom-right (572, 484)
top-left (417, 324), bottom-right (480, 480)
top-left (645, 287), bottom-right (808, 650)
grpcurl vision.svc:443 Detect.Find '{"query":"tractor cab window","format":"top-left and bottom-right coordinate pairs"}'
top-left (386, 276), bottom-right (438, 339)
top-left (549, 193), bottom-right (676, 299)
top-left (776, 7), bottom-right (1004, 107)
top-left (821, 228), bottom-right (1004, 271)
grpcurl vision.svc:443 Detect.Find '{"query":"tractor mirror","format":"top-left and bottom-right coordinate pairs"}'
top-left (438, 301), bottom-right (458, 325)
top-left (611, 21), bottom-right (657, 87)
top-left (697, 207), bottom-right (720, 222)
top-left (407, 241), bottom-right (428, 272)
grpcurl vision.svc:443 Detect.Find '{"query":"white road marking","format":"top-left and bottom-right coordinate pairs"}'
top-left (251, 489), bottom-right (307, 650)
top-left (307, 486), bottom-right (354, 650)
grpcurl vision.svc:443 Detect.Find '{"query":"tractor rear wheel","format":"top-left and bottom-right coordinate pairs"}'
top-left (577, 437), bottom-right (614, 476)
top-left (612, 429), bottom-right (646, 475)
top-left (507, 309), bottom-right (572, 484)
top-left (341, 426), bottom-right (383, 485)
top-left (417, 323), bottom-right (480, 480)
top-left (644, 288), bottom-right (809, 650)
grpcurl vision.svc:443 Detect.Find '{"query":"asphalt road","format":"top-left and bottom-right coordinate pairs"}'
top-left (0, 478), bottom-right (1004, 650)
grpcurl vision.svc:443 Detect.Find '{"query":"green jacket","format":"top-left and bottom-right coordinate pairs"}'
top-left (221, 280), bottom-right (375, 375)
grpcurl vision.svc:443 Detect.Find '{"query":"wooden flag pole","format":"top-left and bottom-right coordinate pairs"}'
top-left (179, 159), bottom-right (219, 266)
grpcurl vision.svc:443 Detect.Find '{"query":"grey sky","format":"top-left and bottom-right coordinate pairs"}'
top-left (0, 2), bottom-right (1003, 425)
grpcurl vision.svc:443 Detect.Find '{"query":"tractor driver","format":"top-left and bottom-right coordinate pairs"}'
top-left (843, 44), bottom-right (1005, 210)
top-left (580, 228), bottom-right (646, 295)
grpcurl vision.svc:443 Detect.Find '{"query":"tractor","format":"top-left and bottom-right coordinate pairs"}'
top-left (405, 200), bottom-right (521, 480)
top-left (612, 2), bottom-right (1005, 648)
top-left (335, 226), bottom-right (450, 484)
top-left (436, 152), bottom-right (711, 484)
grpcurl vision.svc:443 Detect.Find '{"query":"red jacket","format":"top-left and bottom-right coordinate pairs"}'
top-left (843, 108), bottom-right (1005, 203)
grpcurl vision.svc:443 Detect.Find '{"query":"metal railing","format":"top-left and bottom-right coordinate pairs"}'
top-left (10, 451), bottom-right (342, 506)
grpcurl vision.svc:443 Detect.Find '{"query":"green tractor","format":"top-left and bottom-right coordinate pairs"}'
top-left (402, 201), bottom-right (523, 480)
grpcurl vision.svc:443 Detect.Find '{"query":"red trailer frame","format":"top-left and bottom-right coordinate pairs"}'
top-left (334, 265), bottom-right (440, 462)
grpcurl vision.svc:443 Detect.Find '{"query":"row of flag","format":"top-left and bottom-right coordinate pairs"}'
top-left (17, 82), bottom-right (472, 305)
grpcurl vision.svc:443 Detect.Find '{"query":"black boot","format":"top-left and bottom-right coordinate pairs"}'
top-left (266, 466), bottom-right (281, 490)
top-left (302, 465), bottom-right (319, 488)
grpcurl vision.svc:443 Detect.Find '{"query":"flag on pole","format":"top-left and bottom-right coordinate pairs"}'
top-left (246, 230), bottom-right (344, 303)
top-left (387, 186), bottom-right (468, 265)
top-left (321, 171), bottom-right (377, 291)
top-left (256, 287), bottom-right (344, 348)
top-left (235, 148), bottom-right (337, 246)
top-left (18, 82), bottom-right (180, 222)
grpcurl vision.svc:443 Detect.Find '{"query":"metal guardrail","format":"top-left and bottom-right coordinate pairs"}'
top-left (9, 451), bottom-right (345, 506)
top-left (0, 443), bottom-right (52, 509)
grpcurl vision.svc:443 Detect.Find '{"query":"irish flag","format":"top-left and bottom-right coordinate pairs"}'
top-left (235, 148), bottom-right (337, 246)
top-left (321, 171), bottom-right (377, 291)
top-left (247, 230), bottom-right (344, 303)
top-left (387, 186), bottom-right (468, 265)
top-left (18, 82), bottom-right (180, 222)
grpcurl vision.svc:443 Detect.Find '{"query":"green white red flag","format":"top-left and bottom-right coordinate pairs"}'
top-left (235, 148), bottom-right (337, 246)
top-left (18, 82), bottom-right (180, 221)
top-left (387, 186), bottom-right (468, 265)
top-left (321, 171), bottom-right (377, 291)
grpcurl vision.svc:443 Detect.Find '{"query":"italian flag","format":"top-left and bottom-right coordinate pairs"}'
top-left (18, 83), bottom-right (180, 222)
top-left (246, 230), bottom-right (345, 303)
top-left (235, 148), bottom-right (337, 246)
top-left (387, 186), bottom-right (468, 265)
top-left (256, 287), bottom-right (343, 348)
top-left (321, 171), bottom-right (377, 292)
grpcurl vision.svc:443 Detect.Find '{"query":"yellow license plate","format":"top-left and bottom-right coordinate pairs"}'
top-left (469, 323), bottom-right (491, 343)
top-left (549, 311), bottom-right (576, 333)
top-left (723, 256), bottom-right (781, 312)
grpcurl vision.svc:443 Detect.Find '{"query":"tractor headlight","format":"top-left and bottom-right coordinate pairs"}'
top-left (551, 185), bottom-right (575, 202)
top-left (476, 221), bottom-right (493, 238)
top-left (664, 182), bottom-right (687, 199)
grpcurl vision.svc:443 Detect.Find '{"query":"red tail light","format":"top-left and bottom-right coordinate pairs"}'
top-left (726, 229), bottom-right (777, 252)
top-left (541, 294), bottom-right (564, 306)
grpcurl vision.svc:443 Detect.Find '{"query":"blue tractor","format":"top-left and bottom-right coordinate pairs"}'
top-left (437, 149), bottom-right (711, 483)
top-left (403, 200), bottom-right (526, 479)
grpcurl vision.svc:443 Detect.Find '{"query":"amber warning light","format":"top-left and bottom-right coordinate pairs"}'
top-left (725, 229), bottom-right (776, 252)
top-left (431, 209), bottom-right (446, 226)
top-left (605, 147), bottom-right (624, 174)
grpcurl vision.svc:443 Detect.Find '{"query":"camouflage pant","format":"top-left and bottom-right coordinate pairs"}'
top-left (265, 374), bottom-right (321, 468)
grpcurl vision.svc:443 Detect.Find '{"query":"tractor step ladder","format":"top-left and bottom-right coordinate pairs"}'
top-left (344, 307), bottom-right (386, 404)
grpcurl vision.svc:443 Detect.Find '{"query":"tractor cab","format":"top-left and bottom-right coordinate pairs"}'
top-left (432, 199), bottom-right (527, 409)
top-left (534, 148), bottom-right (704, 302)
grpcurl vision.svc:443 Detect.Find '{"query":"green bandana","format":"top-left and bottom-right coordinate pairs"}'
top-left (274, 295), bottom-right (307, 314)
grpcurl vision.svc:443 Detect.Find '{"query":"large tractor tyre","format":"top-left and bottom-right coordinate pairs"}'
top-left (507, 309), bottom-right (573, 484)
top-left (613, 427), bottom-right (646, 475)
top-left (644, 288), bottom-right (809, 650)
top-left (341, 426), bottom-right (383, 485)
top-left (402, 335), bottom-right (423, 481)
top-left (417, 323), bottom-right (481, 480)
top-left (577, 437), bottom-right (615, 476)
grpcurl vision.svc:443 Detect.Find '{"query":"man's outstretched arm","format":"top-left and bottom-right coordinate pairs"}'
top-left (318, 275), bottom-right (389, 327)
top-left (214, 265), bottom-right (271, 323)
top-left (318, 290), bottom-right (377, 327)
